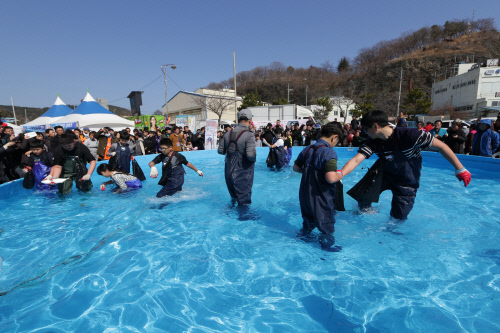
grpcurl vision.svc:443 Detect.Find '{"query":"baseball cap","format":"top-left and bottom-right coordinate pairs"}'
top-left (83, 127), bottom-right (90, 131)
top-left (238, 109), bottom-right (253, 119)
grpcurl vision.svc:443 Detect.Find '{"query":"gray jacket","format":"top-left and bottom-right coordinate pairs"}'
top-left (218, 124), bottom-right (256, 162)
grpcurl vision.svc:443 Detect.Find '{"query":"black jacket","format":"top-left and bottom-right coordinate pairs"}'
top-left (143, 136), bottom-right (157, 154)
top-left (445, 128), bottom-right (466, 154)
top-left (262, 129), bottom-right (275, 145)
top-left (192, 132), bottom-right (205, 150)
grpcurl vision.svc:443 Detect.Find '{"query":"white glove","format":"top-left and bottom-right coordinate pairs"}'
top-left (43, 175), bottom-right (53, 182)
top-left (197, 170), bottom-right (204, 177)
top-left (110, 152), bottom-right (116, 156)
top-left (100, 184), bottom-right (106, 191)
top-left (150, 166), bottom-right (158, 178)
top-left (81, 174), bottom-right (91, 181)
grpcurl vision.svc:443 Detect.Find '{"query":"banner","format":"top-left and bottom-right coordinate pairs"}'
top-left (22, 125), bottom-right (46, 133)
top-left (204, 119), bottom-right (218, 150)
top-left (175, 115), bottom-right (188, 128)
top-left (187, 115), bottom-right (196, 132)
top-left (134, 115), bottom-right (166, 131)
top-left (49, 122), bottom-right (79, 130)
top-left (134, 117), bottom-right (143, 129)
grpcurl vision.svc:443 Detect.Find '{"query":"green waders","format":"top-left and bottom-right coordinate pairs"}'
top-left (57, 156), bottom-right (92, 194)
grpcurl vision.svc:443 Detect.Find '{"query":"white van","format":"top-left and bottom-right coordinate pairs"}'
top-left (441, 120), bottom-right (471, 136)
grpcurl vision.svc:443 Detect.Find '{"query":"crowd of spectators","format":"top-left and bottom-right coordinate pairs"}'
top-left (413, 116), bottom-right (500, 157)
top-left (0, 122), bottom-right (208, 185)
top-left (1, 113), bottom-right (499, 185)
top-left (223, 117), bottom-right (369, 150)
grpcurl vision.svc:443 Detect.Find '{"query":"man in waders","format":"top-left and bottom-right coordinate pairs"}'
top-left (218, 109), bottom-right (256, 206)
top-left (45, 133), bottom-right (96, 194)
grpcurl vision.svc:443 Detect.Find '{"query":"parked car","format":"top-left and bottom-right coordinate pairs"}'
top-left (441, 119), bottom-right (471, 136)
top-left (468, 117), bottom-right (497, 125)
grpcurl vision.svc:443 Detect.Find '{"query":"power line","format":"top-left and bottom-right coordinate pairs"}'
top-left (108, 73), bottom-right (165, 104)
top-left (165, 73), bottom-right (184, 91)
top-left (138, 74), bottom-right (163, 91)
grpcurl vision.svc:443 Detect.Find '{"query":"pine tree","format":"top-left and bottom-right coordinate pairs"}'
top-left (337, 57), bottom-right (351, 73)
top-left (403, 88), bottom-right (432, 115)
top-left (352, 93), bottom-right (376, 117)
top-left (272, 97), bottom-right (289, 105)
top-left (315, 96), bottom-right (333, 123)
top-left (238, 90), bottom-right (263, 111)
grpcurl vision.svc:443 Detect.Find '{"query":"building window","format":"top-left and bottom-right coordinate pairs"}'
top-left (493, 101), bottom-right (499, 106)
top-left (334, 111), bottom-right (338, 116)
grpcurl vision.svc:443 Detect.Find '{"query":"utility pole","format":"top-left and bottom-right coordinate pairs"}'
top-left (287, 83), bottom-right (293, 103)
top-left (161, 64), bottom-right (176, 118)
top-left (25, 109), bottom-right (27, 123)
top-left (304, 78), bottom-right (308, 106)
top-left (233, 51), bottom-right (237, 122)
top-left (396, 67), bottom-right (403, 120)
top-left (11, 96), bottom-right (17, 125)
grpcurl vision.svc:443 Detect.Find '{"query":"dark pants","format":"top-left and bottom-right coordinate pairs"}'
top-left (358, 177), bottom-right (417, 220)
top-left (156, 185), bottom-right (182, 198)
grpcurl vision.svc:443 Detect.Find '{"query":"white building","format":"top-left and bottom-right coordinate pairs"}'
top-left (431, 60), bottom-right (500, 118)
top-left (96, 98), bottom-right (109, 110)
top-left (329, 96), bottom-right (355, 124)
top-left (162, 88), bottom-right (242, 127)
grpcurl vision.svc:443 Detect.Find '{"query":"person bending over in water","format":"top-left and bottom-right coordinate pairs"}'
top-left (97, 163), bottom-right (142, 193)
top-left (341, 110), bottom-right (471, 221)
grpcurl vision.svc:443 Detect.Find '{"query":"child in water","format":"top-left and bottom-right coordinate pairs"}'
top-left (293, 122), bottom-right (344, 252)
top-left (23, 139), bottom-right (57, 192)
top-left (149, 138), bottom-right (203, 198)
top-left (97, 163), bottom-right (142, 193)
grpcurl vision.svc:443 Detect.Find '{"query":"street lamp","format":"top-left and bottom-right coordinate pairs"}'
top-left (161, 64), bottom-right (176, 117)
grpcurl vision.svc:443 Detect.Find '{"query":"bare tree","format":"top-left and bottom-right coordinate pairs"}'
top-left (331, 95), bottom-right (356, 124)
top-left (331, 82), bottom-right (357, 123)
top-left (192, 90), bottom-right (236, 124)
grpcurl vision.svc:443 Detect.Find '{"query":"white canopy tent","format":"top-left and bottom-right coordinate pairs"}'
top-left (3, 122), bottom-right (23, 135)
top-left (55, 92), bottom-right (134, 131)
top-left (21, 96), bottom-right (73, 130)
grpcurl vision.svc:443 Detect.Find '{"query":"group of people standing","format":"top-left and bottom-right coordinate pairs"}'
top-left (218, 109), bottom-right (471, 252)
top-left (1, 108), bottom-right (476, 253)
top-left (415, 117), bottom-right (500, 157)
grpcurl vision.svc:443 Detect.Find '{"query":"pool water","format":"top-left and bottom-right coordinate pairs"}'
top-left (1, 148), bottom-right (499, 332)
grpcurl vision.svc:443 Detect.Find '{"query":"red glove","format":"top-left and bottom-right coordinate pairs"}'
top-left (131, 156), bottom-right (134, 161)
top-left (455, 168), bottom-right (471, 187)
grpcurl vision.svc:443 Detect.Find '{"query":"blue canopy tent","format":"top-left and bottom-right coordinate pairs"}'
top-left (21, 96), bottom-right (73, 132)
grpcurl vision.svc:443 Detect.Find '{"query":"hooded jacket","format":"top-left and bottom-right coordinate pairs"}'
top-left (471, 119), bottom-right (500, 157)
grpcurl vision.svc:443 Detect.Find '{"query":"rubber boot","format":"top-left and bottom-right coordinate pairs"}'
top-left (319, 233), bottom-right (342, 252)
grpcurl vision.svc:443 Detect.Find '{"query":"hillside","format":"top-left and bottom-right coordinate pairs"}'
top-left (0, 104), bottom-right (132, 123)
top-left (207, 18), bottom-right (499, 117)
top-left (351, 30), bottom-right (500, 113)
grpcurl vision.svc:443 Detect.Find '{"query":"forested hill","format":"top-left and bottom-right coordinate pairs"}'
top-left (207, 18), bottom-right (500, 113)
top-left (0, 104), bottom-right (131, 123)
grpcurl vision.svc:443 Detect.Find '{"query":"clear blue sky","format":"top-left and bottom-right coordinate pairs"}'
top-left (1, 0), bottom-right (496, 114)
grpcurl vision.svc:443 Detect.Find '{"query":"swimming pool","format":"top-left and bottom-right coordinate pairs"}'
top-left (1, 148), bottom-right (499, 332)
